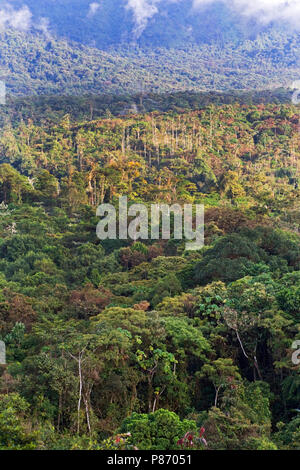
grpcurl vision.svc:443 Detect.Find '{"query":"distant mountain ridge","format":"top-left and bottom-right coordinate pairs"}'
top-left (6, 0), bottom-right (283, 48)
top-left (1, 1), bottom-right (300, 95)
top-left (1, 28), bottom-right (300, 96)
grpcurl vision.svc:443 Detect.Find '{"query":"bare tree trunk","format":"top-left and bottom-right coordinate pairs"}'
top-left (152, 386), bottom-right (166, 413)
top-left (215, 385), bottom-right (222, 407)
top-left (83, 394), bottom-right (91, 435)
top-left (77, 353), bottom-right (83, 435)
top-left (236, 330), bottom-right (249, 359)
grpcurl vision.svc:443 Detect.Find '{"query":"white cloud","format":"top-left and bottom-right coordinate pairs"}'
top-left (126, 0), bottom-right (161, 37)
top-left (0, 3), bottom-right (51, 36)
top-left (126, 0), bottom-right (183, 37)
top-left (36, 17), bottom-right (51, 38)
top-left (193, 0), bottom-right (300, 25)
top-left (127, 0), bottom-right (300, 35)
top-left (88, 2), bottom-right (101, 18)
top-left (0, 4), bottom-right (32, 32)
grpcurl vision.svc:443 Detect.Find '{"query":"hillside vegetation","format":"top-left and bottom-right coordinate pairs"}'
top-left (1, 29), bottom-right (300, 95)
top-left (0, 102), bottom-right (299, 449)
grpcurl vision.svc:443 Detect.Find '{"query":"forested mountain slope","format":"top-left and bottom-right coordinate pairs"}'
top-left (0, 103), bottom-right (299, 449)
top-left (0, 89), bottom-right (292, 126)
top-left (1, 29), bottom-right (300, 95)
top-left (0, 1), bottom-right (299, 452)
top-left (2, 1), bottom-right (300, 95)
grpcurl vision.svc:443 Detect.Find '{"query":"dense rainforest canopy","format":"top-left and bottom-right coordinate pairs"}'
top-left (0, 98), bottom-right (299, 450)
top-left (1, 29), bottom-right (300, 95)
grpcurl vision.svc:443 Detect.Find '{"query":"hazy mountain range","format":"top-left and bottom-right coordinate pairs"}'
top-left (1, 0), bottom-right (300, 95)
top-left (2, 0), bottom-right (296, 47)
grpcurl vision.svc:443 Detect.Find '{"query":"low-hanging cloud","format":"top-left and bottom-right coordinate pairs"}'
top-left (36, 17), bottom-right (51, 39)
top-left (126, 0), bottom-right (161, 37)
top-left (126, 0), bottom-right (300, 37)
top-left (0, 3), bottom-right (51, 36)
top-left (88, 2), bottom-right (101, 18)
top-left (193, 0), bottom-right (300, 25)
top-left (0, 4), bottom-right (32, 32)
top-left (126, 0), bottom-right (183, 37)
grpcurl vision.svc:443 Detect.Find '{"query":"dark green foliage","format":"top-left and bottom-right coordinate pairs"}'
top-left (120, 409), bottom-right (197, 450)
top-left (2, 28), bottom-right (300, 96)
top-left (0, 101), bottom-right (298, 450)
